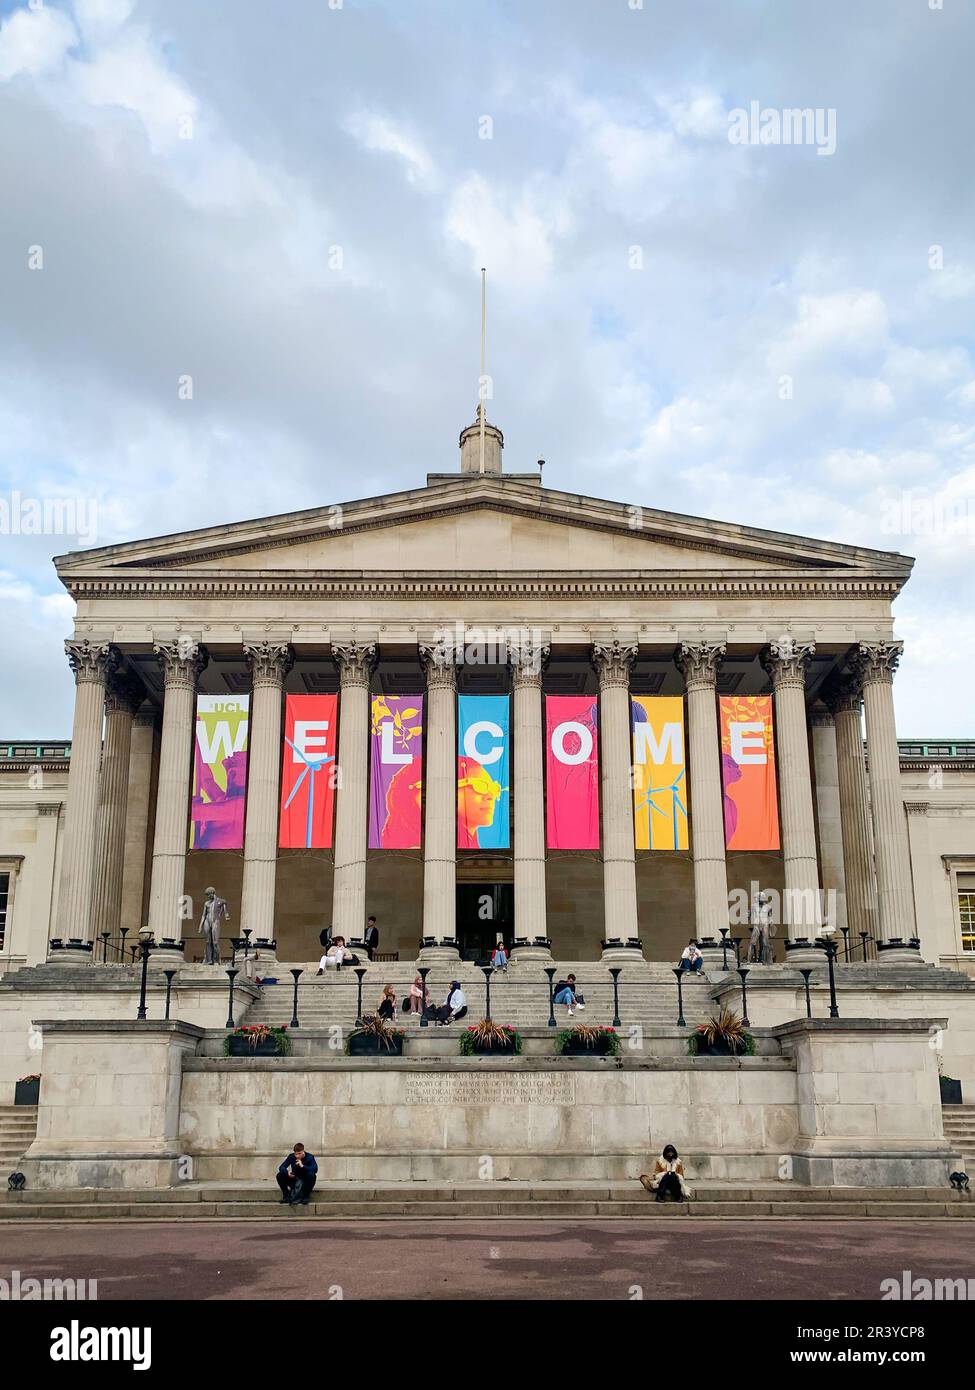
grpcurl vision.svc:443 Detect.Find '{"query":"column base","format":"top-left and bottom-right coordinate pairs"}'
top-left (417, 938), bottom-right (460, 965)
top-left (876, 938), bottom-right (924, 965)
top-left (149, 939), bottom-right (186, 966)
top-left (510, 937), bottom-right (553, 963)
top-left (783, 939), bottom-right (829, 968)
top-left (600, 938), bottom-right (645, 963)
top-left (46, 939), bottom-right (94, 966)
top-left (250, 938), bottom-right (278, 968)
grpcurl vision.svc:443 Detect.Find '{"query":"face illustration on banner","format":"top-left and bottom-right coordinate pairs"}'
top-left (190, 696), bottom-right (249, 850)
top-left (631, 696), bottom-right (688, 850)
top-left (720, 695), bottom-right (780, 850)
top-left (546, 695), bottom-right (599, 849)
top-left (369, 696), bottom-right (423, 849)
top-left (279, 694), bottom-right (338, 849)
top-left (457, 695), bottom-right (509, 849)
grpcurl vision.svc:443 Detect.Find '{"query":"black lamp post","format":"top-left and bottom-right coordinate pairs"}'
top-left (824, 938), bottom-right (840, 1018)
top-left (481, 964), bottom-right (493, 1021)
top-left (672, 967), bottom-right (686, 1028)
top-left (100, 931), bottom-right (111, 964)
top-left (840, 926), bottom-right (850, 961)
top-left (418, 967), bottom-right (431, 1027)
top-left (290, 968), bottom-right (303, 1029)
top-left (225, 967), bottom-right (238, 1029)
top-left (799, 968), bottom-right (813, 1019)
top-left (136, 930), bottom-right (154, 1020)
top-left (737, 965), bottom-right (750, 1027)
top-left (353, 966), bottom-right (368, 1026)
top-left (163, 969), bottom-right (177, 1020)
top-left (242, 928), bottom-right (252, 967)
top-left (119, 927), bottom-right (129, 963)
top-left (608, 967), bottom-right (622, 1028)
top-left (719, 927), bottom-right (731, 972)
top-left (731, 935), bottom-right (742, 966)
top-left (544, 966), bottom-right (557, 1028)
top-left (858, 931), bottom-right (869, 962)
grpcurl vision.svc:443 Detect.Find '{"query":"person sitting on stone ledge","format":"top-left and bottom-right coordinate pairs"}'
top-left (408, 973), bottom-right (427, 1015)
top-left (553, 974), bottom-right (586, 1017)
top-left (276, 1143), bottom-right (318, 1206)
top-left (432, 980), bottom-right (468, 1025)
top-left (491, 941), bottom-right (509, 973)
top-left (317, 935), bottom-right (354, 974)
top-left (377, 984), bottom-right (397, 1020)
top-left (677, 941), bottom-right (705, 977)
top-left (639, 1144), bottom-right (692, 1202)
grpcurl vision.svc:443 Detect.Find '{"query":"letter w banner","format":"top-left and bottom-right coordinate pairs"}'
top-left (457, 694), bottom-right (509, 849)
top-left (631, 696), bottom-right (688, 849)
top-left (545, 695), bottom-right (599, 849)
top-left (368, 695), bottom-right (423, 849)
top-left (279, 694), bottom-right (338, 849)
top-left (190, 696), bottom-right (249, 849)
top-left (720, 695), bottom-right (780, 850)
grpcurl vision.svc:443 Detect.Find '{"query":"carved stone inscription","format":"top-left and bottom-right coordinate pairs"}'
top-left (403, 1074), bottom-right (573, 1106)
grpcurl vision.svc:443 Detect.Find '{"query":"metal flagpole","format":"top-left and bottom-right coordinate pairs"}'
top-left (479, 267), bottom-right (486, 473)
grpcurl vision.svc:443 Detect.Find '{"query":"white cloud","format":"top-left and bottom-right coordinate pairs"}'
top-left (344, 110), bottom-right (437, 188)
top-left (445, 173), bottom-right (571, 285)
top-left (0, 5), bottom-right (77, 80)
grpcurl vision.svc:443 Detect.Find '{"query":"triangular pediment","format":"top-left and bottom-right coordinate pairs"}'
top-left (54, 476), bottom-right (913, 588)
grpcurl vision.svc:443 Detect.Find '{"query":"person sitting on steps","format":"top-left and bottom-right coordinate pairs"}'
top-left (677, 941), bottom-right (706, 978)
top-left (432, 980), bottom-right (467, 1025)
top-left (553, 973), bottom-right (586, 1017)
top-left (317, 936), bottom-right (355, 974)
top-left (276, 1142), bottom-right (318, 1206)
top-left (639, 1144), bottom-right (691, 1202)
top-left (376, 984), bottom-right (397, 1020)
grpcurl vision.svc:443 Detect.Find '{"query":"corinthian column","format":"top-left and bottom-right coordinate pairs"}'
top-left (509, 636), bottom-right (550, 961)
top-left (675, 641), bottom-right (729, 954)
top-left (419, 638), bottom-right (459, 961)
top-left (822, 673), bottom-right (877, 944)
top-left (761, 638), bottom-right (822, 954)
top-left (330, 641), bottom-right (376, 947)
top-left (147, 639), bottom-right (208, 959)
top-left (592, 640), bottom-right (641, 960)
top-left (240, 641), bottom-right (293, 958)
top-left (91, 669), bottom-right (145, 948)
top-left (850, 640), bottom-right (919, 961)
top-left (49, 639), bottom-right (119, 963)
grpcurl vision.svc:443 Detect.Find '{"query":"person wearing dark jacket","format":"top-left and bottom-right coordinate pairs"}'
top-left (319, 926), bottom-right (332, 952)
top-left (364, 915), bottom-right (380, 960)
top-left (276, 1143), bottom-right (318, 1205)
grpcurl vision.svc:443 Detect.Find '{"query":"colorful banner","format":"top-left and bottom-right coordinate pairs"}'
top-left (368, 695), bottom-right (423, 849)
top-left (279, 694), bottom-right (338, 849)
top-left (631, 696), bottom-right (688, 850)
top-left (457, 694), bottom-right (509, 850)
top-left (545, 695), bottom-right (599, 849)
top-left (190, 696), bottom-right (249, 849)
top-left (720, 695), bottom-right (780, 850)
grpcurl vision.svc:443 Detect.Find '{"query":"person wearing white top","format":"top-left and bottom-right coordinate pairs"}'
top-left (317, 936), bottom-right (352, 974)
top-left (434, 982), bottom-right (468, 1025)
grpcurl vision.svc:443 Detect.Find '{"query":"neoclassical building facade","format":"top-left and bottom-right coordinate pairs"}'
top-left (2, 417), bottom-right (974, 973)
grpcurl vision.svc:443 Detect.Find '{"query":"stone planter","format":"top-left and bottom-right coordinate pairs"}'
top-left (15, 1078), bottom-right (40, 1106)
top-left (347, 1032), bottom-right (404, 1057)
top-left (692, 1036), bottom-right (742, 1057)
top-left (560, 1038), bottom-right (616, 1057)
top-left (228, 1037), bottom-right (285, 1057)
top-left (468, 1038), bottom-right (517, 1055)
top-left (940, 1077), bottom-right (963, 1105)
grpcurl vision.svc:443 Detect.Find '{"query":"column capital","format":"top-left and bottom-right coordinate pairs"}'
top-left (821, 671), bottom-right (863, 716)
top-left (674, 640), bottom-right (725, 690)
top-left (850, 639), bottom-right (904, 687)
top-left (592, 639), bottom-right (638, 688)
top-left (154, 638), bottom-right (208, 690)
top-left (761, 635), bottom-right (815, 689)
top-left (104, 668), bottom-right (145, 716)
top-left (244, 640), bottom-right (294, 687)
top-left (133, 703), bottom-right (160, 730)
top-left (509, 636), bottom-right (550, 688)
top-left (419, 637), bottom-right (459, 690)
top-left (65, 639), bottom-right (118, 686)
top-left (331, 640), bottom-right (377, 688)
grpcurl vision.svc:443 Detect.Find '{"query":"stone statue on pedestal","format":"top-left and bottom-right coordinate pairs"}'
top-left (747, 889), bottom-right (776, 965)
top-left (199, 886), bottom-right (230, 965)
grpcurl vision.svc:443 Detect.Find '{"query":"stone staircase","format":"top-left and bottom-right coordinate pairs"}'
top-left (0, 1105), bottom-right (37, 1169)
top-left (942, 1104), bottom-right (975, 1172)
top-left (244, 961), bottom-right (716, 1033)
top-left (2, 1181), bottom-right (972, 1221)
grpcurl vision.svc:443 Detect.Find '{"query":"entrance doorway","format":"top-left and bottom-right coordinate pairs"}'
top-left (456, 883), bottom-right (513, 961)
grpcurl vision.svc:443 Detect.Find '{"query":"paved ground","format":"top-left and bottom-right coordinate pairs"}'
top-left (3, 1219), bottom-right (975, 1300)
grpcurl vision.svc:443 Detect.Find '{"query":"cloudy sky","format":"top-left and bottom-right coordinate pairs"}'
top-left (1, 0), bottom-right (972, 736)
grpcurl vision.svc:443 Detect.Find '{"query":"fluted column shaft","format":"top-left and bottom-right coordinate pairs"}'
top-left (853, 641), bottom-right (917, 947)
top-left (510, 639), bottom-right (549, 952)
top-left (50, 640), bottom-right (118, 958)
top-left (593, 641), bottom-right (640, 952)
top-left (823, 677), bottom-right (877, 941)
top-left (147, 640), bottom-right (208, 949)
top-left (676, 642), bottom-right (729, 942)
top-left (240, 642), bottom-right (293, 949)
top-left (762, 639), bottom-right (821, 941)
top-left (91, 672), bottom-right (144, 944)
top-left (419, 641), bottom-right (458, 954)
top-left (330, 641), bottom-right (376, 944)
top-left (809, 710), bottom-right (848, 933)
top-left (120, 707), bottom-right (159, 935)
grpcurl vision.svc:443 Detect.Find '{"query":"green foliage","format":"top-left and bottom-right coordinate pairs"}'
top-left (554, 1025), bottom-right (622, 1056)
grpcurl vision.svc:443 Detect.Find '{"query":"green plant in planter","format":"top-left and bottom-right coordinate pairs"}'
top-left (555, 1024), bottom-right (621, 1056)
top-left (687, 1008), bottom-right (755, 1056)
top-left (345, 1013), bottom-right (405, 1054)
top-left (459, 1019), bottom-right (522, 1055)
top-left (223, 1024), bottom-right (292, 1056)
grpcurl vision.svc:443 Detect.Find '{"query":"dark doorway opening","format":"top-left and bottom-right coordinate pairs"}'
top-left (456, 883), bottom-right (513, 961)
